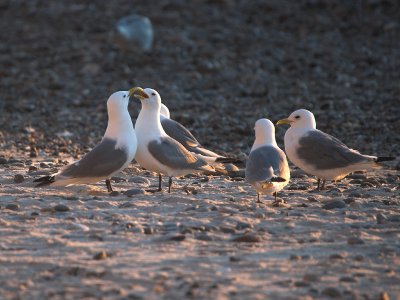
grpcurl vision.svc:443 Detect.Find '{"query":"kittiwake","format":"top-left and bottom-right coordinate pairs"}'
top-left (34, 89), bottom-right (139, 192)
top-left (245, 119), bottom-right (290, 203)
top-left (133, 87), bottom-right (226, 193)
top-left (276, 109), bottom-right (395, 190)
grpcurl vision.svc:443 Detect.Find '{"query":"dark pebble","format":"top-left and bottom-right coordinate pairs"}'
top-left (125, 188), bottom-right (145, 197)
top-left (144, 227), bottom-right (153, 234)
top-left (235, 221), bottom-right (253, 230)
top-left (322, 200), bottom-right (346, 210)
top-left (231, 234), bottom-right (261, 243)
top-left (339, 276), bottom-right (357, 282)
top-left (321, 287), bottom-right (341, 298)
top-left (93, 251), bottom-right (108, 260)
top-left (195, 233), bottom-right (213, 241)
top-left (5, 203), bottom-right (20, 211)
top-left (290, 254), bottom-right (301, 261)
top-left (169, 234), bottom-right (186, 241)
top-left (54, 204), bottom-right (70, 212)
top-left (219, 226), bottom-right (236, 234)
top-left (347, 237), bottom-right (364, 245)
top-left (40, 162), bottom-right (49, 168)
top-left (376, 213), bottom-right (388, 224)
top-left (13, 174), bottom-right (24, 183)
top-left (349, 179), bottom-right (363, 184)
top-left (110, 191), bottom-right (120, 197)
top-left (347, 174), bottom-right (367, 180)
top-left (28, 166), bottom-right (38, 172)
top-left (0, 157), bottom-right (8, 164)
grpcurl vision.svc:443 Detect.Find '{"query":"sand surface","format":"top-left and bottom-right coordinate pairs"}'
top-left (0, 156), bottom-right (399, 300)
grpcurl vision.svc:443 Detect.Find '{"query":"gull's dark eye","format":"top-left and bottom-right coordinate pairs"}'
top-left (151, 92), bottom-right (155, 96)
top-left (295, 115), bottom-right (300, 119)
top-left (123, 95), bottom-right (126, 98)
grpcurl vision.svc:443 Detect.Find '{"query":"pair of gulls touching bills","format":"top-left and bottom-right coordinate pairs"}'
top-left (246, 109), bottom-right (394, 202)
top-left (34, 87), bottom-right (237, 193)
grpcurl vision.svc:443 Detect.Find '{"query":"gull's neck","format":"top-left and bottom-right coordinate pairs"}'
top-left (252, 133), bottom-right (277, 151)
top-left (104, 109), bottom-right (134, 140)
top-left (136, 104), bottom-right (167, 139)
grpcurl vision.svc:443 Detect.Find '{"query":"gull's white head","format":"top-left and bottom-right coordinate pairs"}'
top-left (277, 109), bottom-right (316, 129)
top-left (160, 103), bottom-right (170, 119)
top-left (131, 87), bottom-right (161, 112)
top-left (253, 118), bottom-right (277, 147)
top-left (107, 90), bottom-right (130, 118)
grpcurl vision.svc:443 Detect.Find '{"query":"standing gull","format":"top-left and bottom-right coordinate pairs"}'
top-left (34, 89), bottom-right (139, 192)
top-left (245, 119), bottom-right (290, 203)
top-left (276, 109), bottom-right (394, 190)
top-left (133, 87), bottom-right (221, 193)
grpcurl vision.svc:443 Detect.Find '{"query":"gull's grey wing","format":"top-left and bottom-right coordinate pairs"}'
top-left (61, 138), bottom-right (128, 178)
top-left (245, 146), bottom-right (289, 184)
top-left (297, 130), bottom-right (366, 170)
top-left (161, 118), bottom-right (200, 148)
top-left (148, 137), bottom-right (208, 170)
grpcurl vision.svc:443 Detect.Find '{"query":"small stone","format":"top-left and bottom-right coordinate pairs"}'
top-left (294, 281), bottom-right (310, 287)
top-left (229, 256), bottom-right (241, 262)
top-left (54, 204), bottom-right (70, 212)
top-left (169, 234), bottom-right (186, 241)
top-left (347, 174), bottom-right (367, 180)
top-left (376, 213), bottom-right (388, 224)
top-left (195, 233), bottom-right (213, 241)
top-left (144, 227), bottom-right (153, 235)
top-left (13, 174), bottom-right (24, 183)
top-left (353, 255), bottom-right (364, 261)
top-left (110, 191), bottom-right (120, 197)
top-left (349, 179), bottom-right (363, 184)
top-left (322, 200), bottom-right (346, 210)
top-left (290, 254), bottom-right (301, 261)
top-left (339, 276), bottom-right (357, 282)
top-left (128, 176), bottom-right (150, 186)
top-left (321, 287), bottom-right (341, 298)
top-left (31, 212), bottom-right (39, 216)
top-left (219, 226), bottom-right (236, 234)
top-left (348, 192), bottom-right (363, 198)
top-left (0, 157), bottom-right (7, 164)
top-left (93, 251), bottom-right (108, 260)
top-left (235, 221), bottom-right (252, 230)
top-left (330, 253), bottom-right (346, 260)
top-left (5, 204), bottom-right (20, 211)
top-left (125, 188), bottom-right (145, 196)
top-left (307, 196), bottom-right (318, 202)
top-left (28, 166), bottom-right (38, 172)
top-left (40, 162), bottom-right (49, 168)
top-left (347, 237), bottom-right (364, 245)
top-left (231, 234), bottom-right (261, 243)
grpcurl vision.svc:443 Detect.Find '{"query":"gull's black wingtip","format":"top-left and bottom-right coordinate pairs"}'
top-left (270, 176), bottom-right (287, 183)
top-left (375, 156), bottom-right (396, 163)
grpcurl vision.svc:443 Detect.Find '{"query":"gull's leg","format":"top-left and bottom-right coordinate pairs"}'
top-left (158, 174), bottom-right (162, 192)
top-left (106, 179), bottom-right (113, 192)
top-left (168, 176), bottom-right (173, 193)
top-left (257, 193), bottom-right (260, 203)
top-left (321, 179), bottom-right (326, 190)
top-left (317, 178), bottom-right (321, 191)
top-left (274, 192), bottom-right (277, 202)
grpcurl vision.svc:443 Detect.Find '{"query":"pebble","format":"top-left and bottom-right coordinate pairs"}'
top-left (307, 196), bottom-right (319, 202)
top-left (125, 188), bottom-right (145, 197)
top-left (347, 237), bottom-right (364, 245)
top-left (110, 191), bottom-right (120, 197)
top-left (40, 162), bottom-right (50, 168)
top-left (93, 251), bottom-right (108, 260)
top-left (28, 166), bottom-right (38, 172)
top-left (110, 176), bottom-right (126, 183)
top-left (349, 179), bottom-right (362, 184)
top-left (290, 254), bottom-right (301, 261)
top-left (348, 191), bottom-right (363, 198)
top-left (339, 276), bottom-right (357, 282)
top-left (303, 274), bottom-right (320, 282)
top-left (144, 227), bottom-right (154, 235)
top-left (169, 234), bottom-right (186, 242)
top-left (54, 204), bottom-right (70, 212)
top-left (5, 203), bottom-right (20, 211)
top-left (13, 174), bottom-right (24, 183)
top-left (329, 253), bottom-right (346, 260)
top-left (0, 157), bottom-right (7, 164)
top-left (376, 213), bottom-right (388, 224)
top-left (347, 174), bottom-right (367, 180)
top-left (322, 200), bottom-right (346, 210)
top-left (231, 234), bottom-right (261, 243)
top-left (128, 176), bottom-right (150, 186)
top-left (235, 221), bottom-right (252, 230)
top-left (321, 287), bottom-right (341, 298)
top-left (219, 226), bottom-right (236, 234)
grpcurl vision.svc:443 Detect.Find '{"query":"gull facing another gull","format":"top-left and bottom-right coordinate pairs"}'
top-left (245, 119), bottom-right (290, 203)
top-left (133, 87), bottom-right (229, 193)
top-left (34, 90), bottom-right (139, 192)
top-left (277, 109), bottom-right (394, 190)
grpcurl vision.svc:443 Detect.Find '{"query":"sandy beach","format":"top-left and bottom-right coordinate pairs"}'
top-left (0, 154), bottom-right (399, 299)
